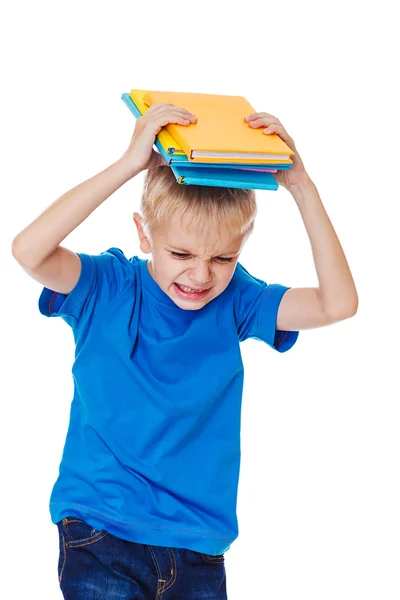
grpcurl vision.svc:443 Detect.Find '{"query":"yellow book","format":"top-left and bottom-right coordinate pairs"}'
top-left (129, 89), bottom-right (185, 156)
top-left (143, 90), bottom-right (294, 164)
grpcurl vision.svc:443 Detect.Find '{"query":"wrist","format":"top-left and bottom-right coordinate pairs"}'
top-left (118, 153), bottom-right (144, 180)
top-left (287, 175), bottom-right (315, 196)
top-left (287, 178), bottom-right (321, 212)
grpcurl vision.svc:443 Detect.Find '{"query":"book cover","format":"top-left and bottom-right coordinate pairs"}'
top-left (122, 93), bottom-right (290, 172)
top-left (122, 95), bottom-right (278, 189)
top-left (143, 90), bottom-right (294, 164)
top-left (170, 165), bottom-right (279, 191)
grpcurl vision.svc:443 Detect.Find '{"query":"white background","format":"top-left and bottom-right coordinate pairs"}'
top-left (2, 1), bottom-right (399, 598)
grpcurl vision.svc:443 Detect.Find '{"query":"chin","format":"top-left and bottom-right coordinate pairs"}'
top-left (173, 299), bottom-right (209, 311)
top-left (172, 292), bottom-right (216, 310)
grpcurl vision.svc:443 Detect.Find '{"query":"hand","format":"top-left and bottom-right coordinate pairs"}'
top-left (244, 112), bottom-right (311, 189)
top-left (122, 103), bottom-right (198, 173)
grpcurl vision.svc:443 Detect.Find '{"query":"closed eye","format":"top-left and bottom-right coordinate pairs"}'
top-left (170, 251), bottom-right (233, 263)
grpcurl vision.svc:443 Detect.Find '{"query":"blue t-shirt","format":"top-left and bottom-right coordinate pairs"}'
top-left (39, 247), bottom-right (298, 555)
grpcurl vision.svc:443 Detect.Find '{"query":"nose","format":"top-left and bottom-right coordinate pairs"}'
top-left (189, 261), bottom-right (212, 286)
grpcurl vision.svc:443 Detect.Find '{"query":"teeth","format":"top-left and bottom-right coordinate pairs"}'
top-left (178, 284), bottom-right (204, 293)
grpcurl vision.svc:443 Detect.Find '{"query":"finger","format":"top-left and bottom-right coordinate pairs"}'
top-left (263, 124), bottom-right (282, 134)
top-left (146, 107), bottom-right (197, 126)
top-left (146, 102), bottom-right (175, 114)
top-left (151, 114), bottom-right (197, 127)
top-left (167, 107), bottom-right (198, 120)
top-left (245, 112), bottom-right (278, 122)
top-left (247, 117), bottom-right (278, 128)
top-left (150, 103), bottom-right (197, 120)
top-left (262, 125), bottom-right (294, 148)
top-left (157, 108), bottom-right (198, 125)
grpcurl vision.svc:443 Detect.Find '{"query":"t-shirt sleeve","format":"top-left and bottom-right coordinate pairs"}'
top-left (232, 262), bottom-right (299, 352)
top-left (38, 247), bottom-right (136, 331)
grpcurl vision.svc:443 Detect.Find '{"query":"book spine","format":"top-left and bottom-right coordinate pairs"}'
top-left (164, 123), bottom-right (193, 159)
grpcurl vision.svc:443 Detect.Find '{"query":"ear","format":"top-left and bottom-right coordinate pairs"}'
top-left (133, 212), bottom-right (152, 254)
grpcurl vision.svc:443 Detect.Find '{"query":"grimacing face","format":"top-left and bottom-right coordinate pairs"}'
top-left (133, 211), bottom-right (247, 311)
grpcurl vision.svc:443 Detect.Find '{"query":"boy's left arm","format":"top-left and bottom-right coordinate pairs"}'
top-left (245, 112), bottom-right (359, 331)
top-left (276, 177), bottom-right (358, 331)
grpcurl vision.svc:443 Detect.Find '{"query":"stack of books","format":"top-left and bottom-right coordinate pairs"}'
top-left (121, 89), bottom-right (294, 191)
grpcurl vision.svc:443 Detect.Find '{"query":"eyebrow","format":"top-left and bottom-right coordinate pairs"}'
top-left (165, 245), bottom-right (240, 257)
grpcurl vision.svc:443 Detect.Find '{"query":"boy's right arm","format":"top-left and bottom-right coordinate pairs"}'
top-left (12, 157), bottom-right (141, 294)
top-left (11, 103), bottom-right (197, 294)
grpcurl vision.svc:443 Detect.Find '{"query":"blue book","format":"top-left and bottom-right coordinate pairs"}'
top-left (170, 165), bottom-right (278, 190)
top-left (121, 92), bottom-right (286, 190)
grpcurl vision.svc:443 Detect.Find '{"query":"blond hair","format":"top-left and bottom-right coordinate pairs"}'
top-left (140, 166), bottom-right (257, 239)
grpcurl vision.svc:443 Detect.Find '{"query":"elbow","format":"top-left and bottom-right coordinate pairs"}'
top-left (11, 236), bottom-right (31, 266)
top-left (346, 291), bottom-right (359, 318)
top-left (11, 236), bottom-right (22, 261)
top-left (342, 303), bottom-right (358, 320)
top-left (322, 288), bottom-right (359, 322)
top-left (330, 297), bottom-right (359, 322)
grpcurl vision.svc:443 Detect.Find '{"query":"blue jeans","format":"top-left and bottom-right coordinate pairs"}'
top-left (56, 516), bottom-right (228, 599)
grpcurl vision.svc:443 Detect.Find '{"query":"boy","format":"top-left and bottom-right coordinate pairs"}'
top-left (12, 102), bottom-right (358, 599)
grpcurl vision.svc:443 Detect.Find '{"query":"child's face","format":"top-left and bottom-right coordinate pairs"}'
top-left (134, 212), bottom-right (246, 311)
